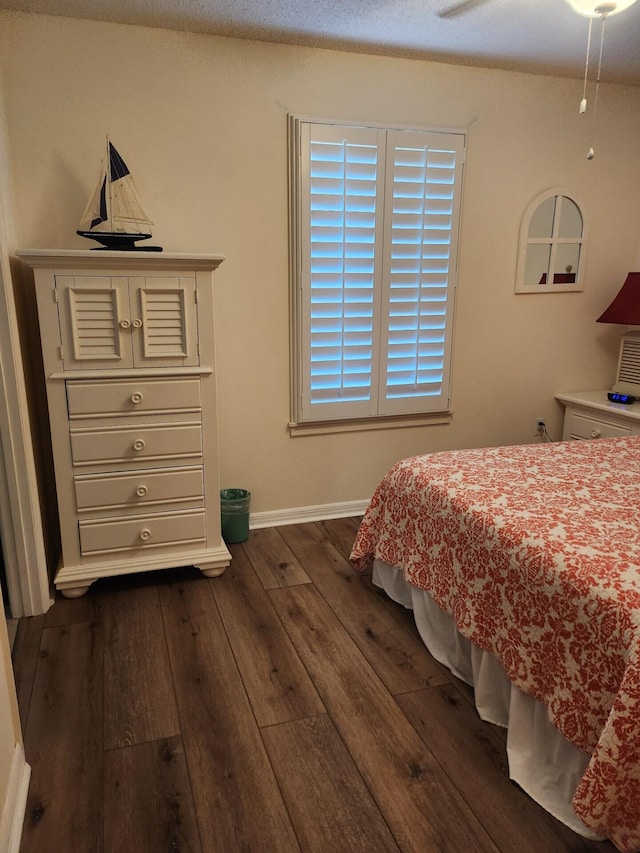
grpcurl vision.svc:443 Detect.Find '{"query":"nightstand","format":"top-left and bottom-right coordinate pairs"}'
top-left (556, 391), bottom-right (640, 440)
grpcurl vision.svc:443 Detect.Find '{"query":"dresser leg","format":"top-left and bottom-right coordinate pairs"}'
top-left (60, 585), bottom-right (91, 599)
top-left (196, 564), bottom-right (227, 578)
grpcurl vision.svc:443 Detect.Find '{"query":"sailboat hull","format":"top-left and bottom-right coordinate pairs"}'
top-left (76, 230), bottom-right (162, 251)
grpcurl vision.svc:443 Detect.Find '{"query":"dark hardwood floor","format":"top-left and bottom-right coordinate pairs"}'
top-left (11, 517), bottom-right (617, 853)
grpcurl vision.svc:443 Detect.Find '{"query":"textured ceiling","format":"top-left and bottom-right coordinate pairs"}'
top-left (1, 0), bottom-right (640, 85)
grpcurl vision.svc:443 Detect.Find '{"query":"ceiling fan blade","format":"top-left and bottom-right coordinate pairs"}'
top-left (438, 0), bottom-right (495, 18)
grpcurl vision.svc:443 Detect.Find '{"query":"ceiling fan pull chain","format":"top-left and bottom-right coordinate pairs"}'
top-left (587, 14), bottom-right (607, 159)
top-left (579, 15), bottom-right (593, 113)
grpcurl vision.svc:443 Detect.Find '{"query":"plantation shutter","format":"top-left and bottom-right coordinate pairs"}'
top-left (298, 122), bottom-right (385, 421)
top-left (291, 118), bottom-right (464, 424)
top-left (379, 129), bottom-right (464, 415)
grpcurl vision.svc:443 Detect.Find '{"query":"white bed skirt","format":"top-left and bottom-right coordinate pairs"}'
top-left (372, 558), bottom-right (603, 841)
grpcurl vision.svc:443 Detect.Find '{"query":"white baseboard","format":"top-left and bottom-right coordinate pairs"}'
top-left (0, 743), bottom-right (30, 853)
top-left (249, 499), bottom-right (369, 530)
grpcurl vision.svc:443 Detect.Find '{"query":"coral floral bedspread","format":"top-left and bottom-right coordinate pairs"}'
top-left (350, 437), bottom-right (640, 852)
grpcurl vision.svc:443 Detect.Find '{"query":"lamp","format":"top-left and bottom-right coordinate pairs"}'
top-left (596, 273), bottom-right (640, 324)
top-left (565, 0), bottom-right (639, 159)
top-left (597, 273), bottom-right (640, 397)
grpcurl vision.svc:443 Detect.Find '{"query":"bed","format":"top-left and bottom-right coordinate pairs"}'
top-left (350, 436), bottom-right (640, 853)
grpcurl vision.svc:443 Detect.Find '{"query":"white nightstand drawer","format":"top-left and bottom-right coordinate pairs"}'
top-left (79, 508), bottom-right (206, 556)
top-left (67, 377), bottom-right (201, 418)
top-left (565, 411), bottom-right (631, 440)
top-left (70, 422), bottom-right (202, 465)
top-left (74, 465), bottom-right (204, 512)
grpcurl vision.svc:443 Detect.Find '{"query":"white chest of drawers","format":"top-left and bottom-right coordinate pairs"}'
top-left (556, 390), bottom-right (640, 440)
top-left (18, 249), bottom-right (231, 597)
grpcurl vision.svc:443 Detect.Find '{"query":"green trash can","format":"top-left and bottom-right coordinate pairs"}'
top-left (220, 488), bottom-right (251, 544)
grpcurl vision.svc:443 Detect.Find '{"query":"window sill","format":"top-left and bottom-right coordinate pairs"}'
top-left (288, 412), bottom-right (452, 437)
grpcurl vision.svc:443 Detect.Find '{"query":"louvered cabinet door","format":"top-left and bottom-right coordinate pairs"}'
top-left (56, 275), bottom-right (133, 369)
top-left (130, 276), bottom-right (199, 368)
top-left (55, 273), bottom-right (199, 370)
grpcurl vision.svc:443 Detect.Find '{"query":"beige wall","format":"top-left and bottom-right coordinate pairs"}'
top-left (1, 10), bottom-right (639, 516)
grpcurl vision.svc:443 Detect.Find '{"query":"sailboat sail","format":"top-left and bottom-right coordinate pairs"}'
top-left (77, 139), bottom-right (157, 249)
top-left (78, 174), bottom-right (108, 232)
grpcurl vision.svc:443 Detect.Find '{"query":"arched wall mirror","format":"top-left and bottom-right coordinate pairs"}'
top-left (515, 188), bottom-right (589, 293)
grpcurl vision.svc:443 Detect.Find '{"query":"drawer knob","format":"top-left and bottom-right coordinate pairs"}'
top-left (130, 392), bottom-right (144, 405)
top-left (119, 319), bottom-right (131, 329)
top-left (132, 318), bottom-right (143, 329)
top-left (136, 485), bottom-right (148, 497)
top-left (139, 528), bottom-right (152, 541)
top-left (133, 439), bottom-right (146, 451)
top-left (590, 428), bottom-right (601, 438)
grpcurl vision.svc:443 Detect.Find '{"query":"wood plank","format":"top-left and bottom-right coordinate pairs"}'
top-left (359, 571), bottom-right (487, 716)
top-left (262, 714), bottom-right (400, 853)
top-left (102, 584), bottom-right (180, 750)
top-left (279, 522), bottom-right (449, 695)
top-left (11, 613), bottom-right (44, 734)
top-left (241, 526), bottom-right (311, 588)
top-left (44, 589), bottom-right (100, 628)
top-left (104, 736), bottom-right (202, 853)
top-left (209, 544), bottom-right (325, 727)
top-left (156, 566), bottom-right (215, 606)
top-left (316, 516), bottom-right (362, 563)
top-left (397, 685), bottom-right (617, 853)
top-left (269, 583), bottom-right (499, 852)
top-left (160, 578), bottom-right (300, 853)
top-left (21, 621), bottom-right (104, 853)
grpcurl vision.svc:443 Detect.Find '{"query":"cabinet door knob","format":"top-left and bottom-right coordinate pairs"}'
top-left (130, 392), bottom-right (144, 404)
top-left (136, 485), bottom-right (148, 497)
top-left (133, 439), bottom-right (146, 451)
top-left (590, 428), bottom-right (601, 438)
top-left (132, 318), bottom-right (143, 329)
top-left (119, 319), bottom-right (131, 329)
top-left (139, 528), bottom-right (152, 541)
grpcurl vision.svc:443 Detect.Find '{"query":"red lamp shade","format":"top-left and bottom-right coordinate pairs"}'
top-left (597, 273), bottom-right (640, 324)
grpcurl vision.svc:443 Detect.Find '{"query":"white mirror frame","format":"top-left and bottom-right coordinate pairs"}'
top-left (515, 187), bottom-right (589, 294)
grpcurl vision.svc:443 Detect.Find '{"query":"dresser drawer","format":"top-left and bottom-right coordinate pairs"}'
top-left (79, 508), bottom-right (206, 556)
top-left (67, 377), bottom-right (201, 418)
top-left (74, 465), bottom-right (204, 512)
top-left (70, 422), bottom-right (202, 466)
top-left (565, 411), bottom-right (631, 440)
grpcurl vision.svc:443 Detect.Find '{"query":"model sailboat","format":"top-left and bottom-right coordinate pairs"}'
top-left (77, 138), bottom-right (162, 251)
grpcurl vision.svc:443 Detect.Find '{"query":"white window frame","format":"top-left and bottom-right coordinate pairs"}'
top-left (289, 115), bottom-right (465, 426)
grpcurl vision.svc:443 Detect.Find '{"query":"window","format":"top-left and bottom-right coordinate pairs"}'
top-left (289, 117), bottom-right (465, 425)
top-left (515, 188), bottom-right (589, 293)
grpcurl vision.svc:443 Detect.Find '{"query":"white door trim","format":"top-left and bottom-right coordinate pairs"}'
top-left (0, 211), bottom-right (51, 617)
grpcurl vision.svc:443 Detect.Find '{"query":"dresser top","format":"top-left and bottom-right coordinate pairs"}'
top-left (16, 249), bottom-right (225, 272)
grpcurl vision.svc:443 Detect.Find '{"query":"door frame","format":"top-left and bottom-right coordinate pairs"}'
top-left (0, 211), bottom-right (51, 617)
